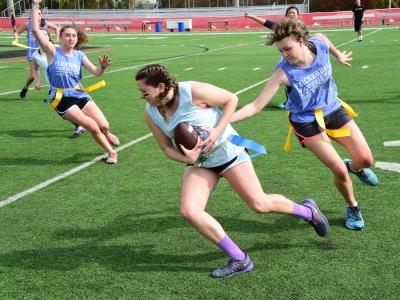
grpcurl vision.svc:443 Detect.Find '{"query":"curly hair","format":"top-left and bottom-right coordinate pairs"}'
top-left (60, 24), bottom-right (89, 50)
top-left (266, 18), bottom-right (308, 45)
top-left (135, 64), bottom-right (178, 100)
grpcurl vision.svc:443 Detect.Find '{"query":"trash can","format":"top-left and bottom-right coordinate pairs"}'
top-left (178, 22), bottom-right (185, 32)
top-left (155, 21), bottom-right (162, 32)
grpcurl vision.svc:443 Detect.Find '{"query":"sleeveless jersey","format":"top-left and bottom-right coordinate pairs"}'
top-left (277, 37), bottom-right (341, 123)
top-left (146, 81), bottom-right (244, 168)
top-left (47, 47), bottom-right (90, 99)
top-left (27, 19), bottom-right (48, 60)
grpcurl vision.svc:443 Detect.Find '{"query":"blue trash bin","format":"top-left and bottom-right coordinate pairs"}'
top-left (155, 21), bottom-right (162, 32)
top-left (178, 22), bottom-right (185, 32)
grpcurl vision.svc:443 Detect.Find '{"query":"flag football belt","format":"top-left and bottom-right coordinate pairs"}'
top-left (227, 135), bottom-right (267, 158)
top-left (284, 98), bottom-right (358, 153)
top-left (49, 80), bottom-right (106, 109)
top-left (12, 40), bottom-right (39, 49)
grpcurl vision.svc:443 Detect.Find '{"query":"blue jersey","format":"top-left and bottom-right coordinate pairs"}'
top-left (146, 81), bottom-right (244, 168)
top-left (47, 47), bottom-right (90, 99)
top-left (27, 19), bottom-right (48, 61)
top-left (277, 37), bottom-right (341, 123)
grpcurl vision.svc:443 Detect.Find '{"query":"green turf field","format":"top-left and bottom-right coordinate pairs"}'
top-left (0, 27), bottom-right (399, 299)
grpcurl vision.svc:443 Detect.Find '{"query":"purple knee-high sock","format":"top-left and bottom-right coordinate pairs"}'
top-left (292, 203), bottom-right (312, 222)
top-left (217, 235), bottom-right (246, 261)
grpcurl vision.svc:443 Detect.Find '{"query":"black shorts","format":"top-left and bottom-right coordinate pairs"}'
top-left (290, 107), bottom-right (352, 146)
top-left (354, 20), bottom-right (363, 31)
top-left (55, 96), bottom-right (91, 117)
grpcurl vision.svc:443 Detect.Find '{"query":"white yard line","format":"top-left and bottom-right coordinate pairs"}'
top-left (375, 162), bottom-right (400, 173)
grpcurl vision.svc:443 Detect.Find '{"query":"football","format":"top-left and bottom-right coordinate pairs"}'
top-left (173, 122), bottom-right (209, 154)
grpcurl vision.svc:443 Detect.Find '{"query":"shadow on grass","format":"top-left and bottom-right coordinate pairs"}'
top-left (0, 213), bottom-right (318, 272)
top-left (0, 152), bottom-right (101, 165)
top-left (1, 128), bottom-right (72, 138)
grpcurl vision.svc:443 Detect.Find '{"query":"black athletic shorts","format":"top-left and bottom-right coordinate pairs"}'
top-left (55, 96), bottom-right (92, 117)
top-left (354, 20), bottom-right (363, 31)
top-left (290, 107), bottom-right (352, 146)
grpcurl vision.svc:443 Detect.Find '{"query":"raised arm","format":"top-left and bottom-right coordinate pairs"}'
top-left (231, 68), bottom-right (285, 123)
top-left (313, 32), bottom-right (352, 67)
top-left (244, 12), bottom-right (268, 26)
top-left (46, 20), bottom-right (60, 42)
top-left (82, 54), bottom-right (111, 77)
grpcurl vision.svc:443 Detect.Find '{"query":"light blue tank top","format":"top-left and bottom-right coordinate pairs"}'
top-left (27, 20), bottom-right (48, 60)
top-left (146, 81), bottom-right (244, 168)
top-left (47, 47), bottom-right (90, 99)
top-left (277, 37), bottom-right (341, 123)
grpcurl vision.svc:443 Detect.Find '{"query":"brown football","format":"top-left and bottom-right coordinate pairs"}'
top-left (173, 122), bottom-right (199, 153)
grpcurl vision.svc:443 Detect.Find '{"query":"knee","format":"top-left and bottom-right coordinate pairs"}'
top-left (98, 121), bottom-right (110, 134)
top-left (180, 206), bottom-right (199, 222)
top-left (357, 156), bottom-right (374, 169)
top-left (333, 164), bottom-right (350, 182)
top-left (247, 196), bottom-right (272, 214)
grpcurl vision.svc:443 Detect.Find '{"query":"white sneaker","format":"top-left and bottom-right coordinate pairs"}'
top-left (73, 126), bottom-right (87, 137)
top-left (105, 152), bottom-right (118, 164)
top-left (106, 133), bottom-right (120, 146)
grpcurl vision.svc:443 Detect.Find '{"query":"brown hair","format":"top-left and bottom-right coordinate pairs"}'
top-left (135, 64), bottom-right (177, 100)
top-left (60, 24), bottom-right (89, 49)
top-left (266, 18), bottom-right (308, 45)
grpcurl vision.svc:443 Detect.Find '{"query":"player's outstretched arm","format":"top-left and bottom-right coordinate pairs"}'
top-left (231, 69), bottom-right (283, 123)
top-left (31, 0), bottom-right (54, 57)
top-left (314, 32), bottom-right (353, 67)
top-left (244, 12), bottom-right (267, 26)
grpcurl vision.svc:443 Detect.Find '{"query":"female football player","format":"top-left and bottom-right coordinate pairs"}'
top-left (135, 63), bottom-right (329, 278)
top-left (231, 19), bottom-right (378, 231)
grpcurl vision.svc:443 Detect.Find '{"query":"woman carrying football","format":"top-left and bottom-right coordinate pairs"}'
top-left (231, 19), bottom-right (378, 231)
top-left (135, 63), bottom-right (329, 278)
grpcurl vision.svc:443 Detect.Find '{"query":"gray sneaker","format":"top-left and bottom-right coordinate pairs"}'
top-left (210, 252), bottom-right (253, 278)
top-left (303, 198), bottom-right (329, 237)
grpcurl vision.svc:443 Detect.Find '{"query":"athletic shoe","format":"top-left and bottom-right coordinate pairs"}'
top-left (210, 252), bottom-right (253, 279)
top-left (107, 133), bottom-right (120, 146)
top-left (345, 206), bottom-right (364, 230)
top-left (344, 159), bottom-right (378, 186)
top-left (278, 102), bottom-right (287, 110)
top-left (303, 198), bottom-right (329, 237)
top-left (20, 87), bottom-right (28, 98)
top-left (73, 125), bottom-right (87, 137)
top-left (105, 152), bottom-right (118, 164)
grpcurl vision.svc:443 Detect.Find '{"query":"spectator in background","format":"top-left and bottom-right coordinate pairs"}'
top-left (352, 0), bottom-right (365, 42)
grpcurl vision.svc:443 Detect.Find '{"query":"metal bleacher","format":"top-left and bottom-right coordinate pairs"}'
top-left (17, 5), bottom-right (306, 19)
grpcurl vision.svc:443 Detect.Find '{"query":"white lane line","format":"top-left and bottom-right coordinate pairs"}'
top-left (252, 67), bottom-right (261, 71)
top-left (218, 67), bottom-right (226, 71)
top-left (375, 162), bottom-right (400, 174)
top-left (0, 79), bottom-right (270, 208)
top-left (184, 67), bottom-right (193, 71)
top-left (384, 140), bottom-right (400, 147)
top-left (0, 133), bottom-right (152, 208)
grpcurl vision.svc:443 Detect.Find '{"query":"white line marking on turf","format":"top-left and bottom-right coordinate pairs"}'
top-left (0, 133), bottom-right (153, 208)
top-left (252, 67), bottom-right (261, 71)
top-left (218, 67), bottom-right (226, 71)
top-left (362, 65), bottom-right (369, 69)
top-left (375, 162), bottom-right (400, 173)
top-left (384, 140), bottom-right (400, 147)
top-left (0, 79), bottom-right (269, 208)
top-left (184, 67), bottom-right (193, 71)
